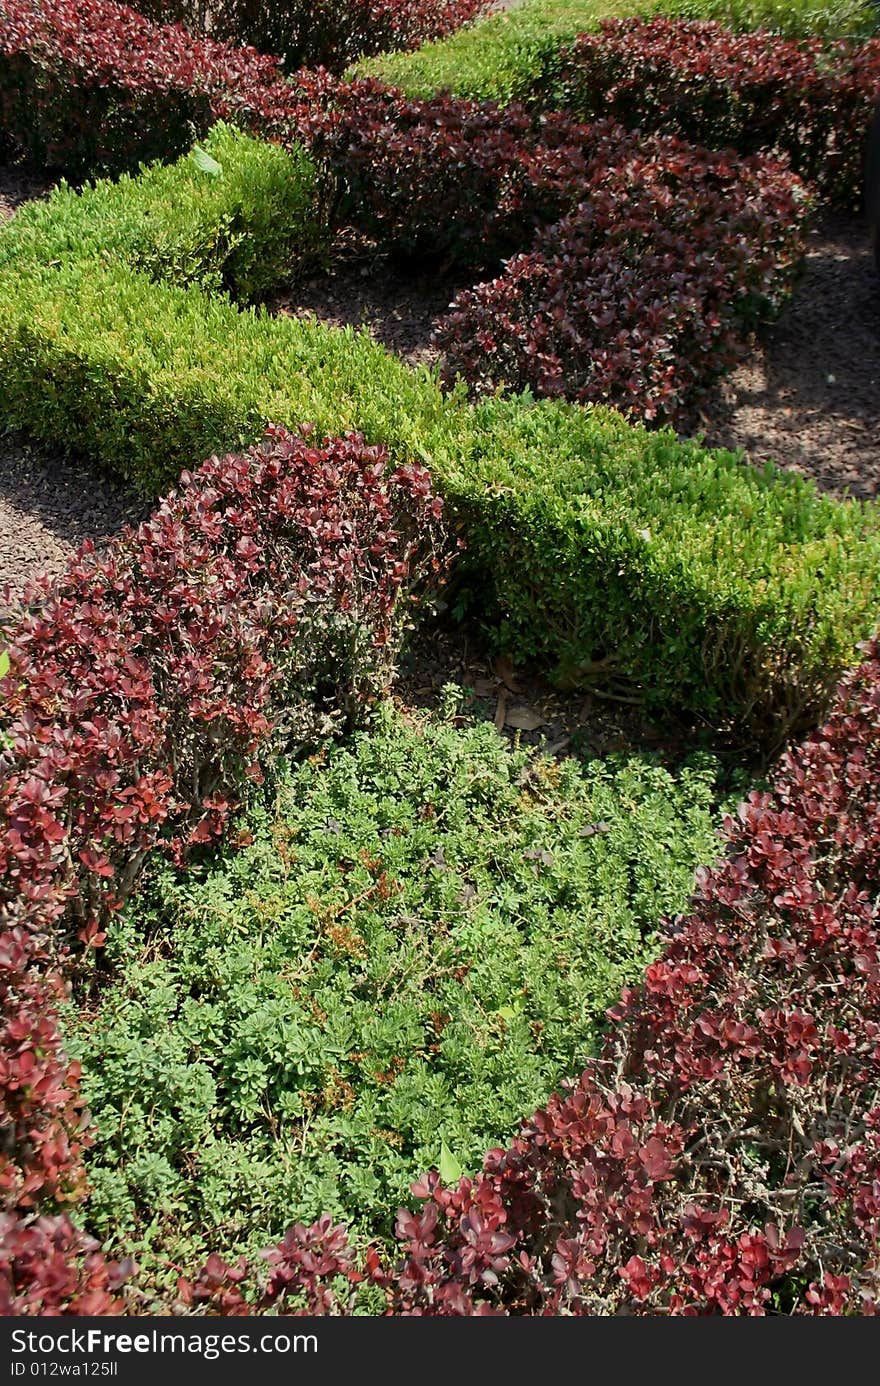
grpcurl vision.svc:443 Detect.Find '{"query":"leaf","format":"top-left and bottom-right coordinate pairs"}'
top-left (0, 650), bottom-right (9, 680)
top-left (191, 146), bottom-right (223, 177)
top-left (505, 705), bottom-right (545, 731)
top-left (439, 1141), bottom-right (462, 1186)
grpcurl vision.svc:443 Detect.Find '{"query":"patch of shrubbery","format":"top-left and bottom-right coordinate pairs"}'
top-left (0, 127), bottom-right (878, 742)
top-left (0, 259), bottom-right (463, 497)
top-left (182, 639), bottom-right (880, 1316)
top-left (551, 18), bottom-right (880, 206)
top-left (357, 0), bottom-right (878, 100)
top-left (0, 0), bottom-right (284, 176)
top-left (0, 427), bottom-right (444, 948)
top-left (312, 83), bottom-right (809, 417)
top-left (450, 399), bottom-right (880, 744)
top-left (70, 707), bottom-right (723, 1285)
top-left (130, 0), bottom-right (489, 73)
top-left (0, 123), bottom-right (326, 299)
top-left (435, 123), bottom-right (807, 421)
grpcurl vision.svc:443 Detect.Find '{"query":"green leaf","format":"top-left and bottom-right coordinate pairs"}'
top-left (191, 146), bottom-right (223, 178)
top-left (439, 1141), bottom-right (463, 1185)
top-left (0, 650), bottom-right (8, 680)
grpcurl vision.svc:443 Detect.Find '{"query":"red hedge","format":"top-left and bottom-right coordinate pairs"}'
top-left (0, 0), bottom-right (281, 174)
top-left (126, 0), bottom-right (488, 74)
top-left (210, 0), bottom-right (488, 75)
top-left (0, 427), bottom-right (443, 1316)
top-left (0, 426), bottom-right (442, 950)
top-left (434, 124), bottom-right (808, 423)
top-left (311, 91), bottom-right (622, 269)
top-left (184, 639), bottom-right (880, 1315)
top-left (554, 17), bottom-right (880, 207)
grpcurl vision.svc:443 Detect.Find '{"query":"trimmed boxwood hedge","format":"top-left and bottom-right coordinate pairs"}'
top-left (0, 126), bottom-right (878, 743)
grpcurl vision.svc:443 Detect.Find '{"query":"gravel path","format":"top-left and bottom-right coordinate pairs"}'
top-left (0, 434), bottom-right (153, 600)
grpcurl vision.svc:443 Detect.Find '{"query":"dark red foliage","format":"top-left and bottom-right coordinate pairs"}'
top-left (0, 427), bottom-right (442, 1314)
top-left (210, 0), bottom-right (488, 75)
top-left (313, 88), bottom-right (539, 267)
top-left (435, 124), bottom-right (807, 422)
top-left (0, 0), bottom-right (281, 174)
top-left (0, 926), bottom-right (89, 1213)
top-left (554, 17), bottom-right (880, 207)
top-left (188, 640), bottom-right (880, 1315)
top-left (0, 0), bottom-right (491, 177)
top-left (312, 90), bottom-right (618, 269)
top-left (178, 1216), bottom-right (388, 1315)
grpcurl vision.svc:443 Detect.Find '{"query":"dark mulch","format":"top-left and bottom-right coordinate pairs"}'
top-left (269, 236), bottom-right (467, 369)
top-left (394, 621), bottom-right (739, 776)
top-left (0, 160), bottom-right (53, 220)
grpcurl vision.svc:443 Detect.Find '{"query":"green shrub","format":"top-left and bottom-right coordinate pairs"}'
top-left (0, 256), bottom-right (468, 495)
top-left (68, 705), bottom-right (724, 1281)
top-left (355, 0), bottom-right (877, 100)
top-left (354, 0), bottom-right (642, 103)
top-left (657, 0), bottom-right (877, 36)
top-left (0, 124), bottom-right (327, 301)
top-left (1, 127), bottom-right (878, 741)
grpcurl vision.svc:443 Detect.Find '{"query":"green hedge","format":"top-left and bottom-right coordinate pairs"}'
top-left (0, 124), bottom-right (327, 301)
top-left (1, 127), bottom-right (878, 742)
top-left (355, 0), bottom-right (640, 104)
top-left (355, 0), bottom-right (877, 101)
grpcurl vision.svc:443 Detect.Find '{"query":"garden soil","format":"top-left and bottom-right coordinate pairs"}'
top-left (2, 164), bottom-right (879, 608)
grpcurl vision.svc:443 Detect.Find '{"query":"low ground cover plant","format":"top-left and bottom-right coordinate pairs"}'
top-left (5, 633), bottom-right (880, 1315)
top-left (551, 17), bottom-right (880, 205)
top-left (69, 708), bottom-right (724, 1291)
top-left (178, 638), bottom-right (880, 1316)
